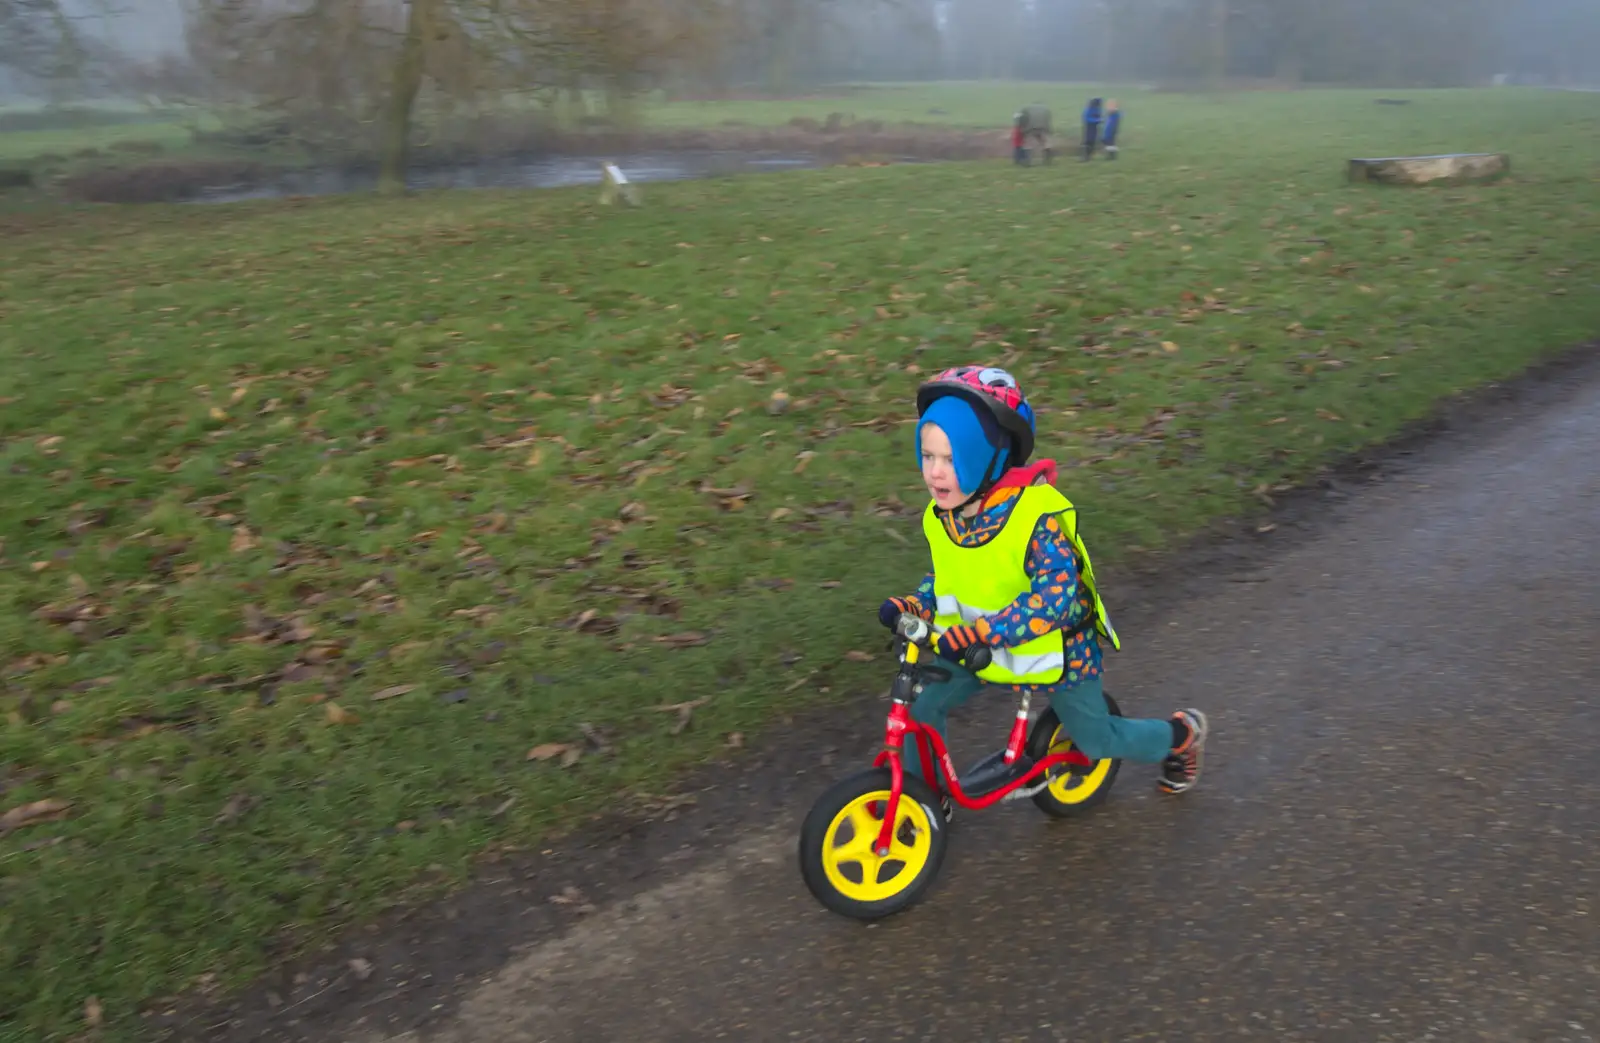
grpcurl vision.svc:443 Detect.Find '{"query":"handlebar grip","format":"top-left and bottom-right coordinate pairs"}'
top-left (963, 644), bottom-right (993, 673)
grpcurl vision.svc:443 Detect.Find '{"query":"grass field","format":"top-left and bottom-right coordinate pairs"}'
top-left (4, 80), bottom-right (1591, 169)
top-left (2, 85), bottom-right (1599, 1041)
top-left (0, 120), bottom-right (196, 164)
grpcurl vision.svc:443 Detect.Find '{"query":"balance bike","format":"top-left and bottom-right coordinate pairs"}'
top-left (798, 613), bottom-right (1123, 920)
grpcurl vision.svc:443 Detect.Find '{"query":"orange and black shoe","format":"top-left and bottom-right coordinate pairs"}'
top-left (1159, 710), bottom-right (1208, 794)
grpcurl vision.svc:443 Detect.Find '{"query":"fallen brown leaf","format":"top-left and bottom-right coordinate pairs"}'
top-left (548, 885), bottom-right (594, 911)
top-left (578, 722), bottom-right (611, 753)
top-left (241, 604), bottom-right (272, 636)
top-left (302, 643), bottom-right (342, 664)
top-left (85, 996), bottom-right (103, 1028)
top-left (571, 609), bottom-right (620, 635)
top-left (843, 650), bottom-right (876, 663)
top-left (527, 742), bottom-right (574, 762)
top-left (654, 697), bottom-right (710, 734)
top-left (0, 798), bottom-right (71, 833)
top-left (726, 732), bottom-right (745, 749)
top-left (325, 702), bottom-right (359, 725)
top-left (654, 631), bottom-right (709, 649)
top-left (214, 793), bottom-right (254, 825)
top-left (371, 684), bottom-right (417, 702)
top-left (699, 482), bottom-right (753, 511)
top-left (348, 957), bottom-right (374, 982)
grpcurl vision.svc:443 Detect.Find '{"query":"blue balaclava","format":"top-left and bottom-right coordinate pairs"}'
top-left (916, 396), bottom-right (1009, 498)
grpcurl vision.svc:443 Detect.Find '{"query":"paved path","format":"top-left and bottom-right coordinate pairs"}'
top-left (355, 373), bottom-right (1600, 1043)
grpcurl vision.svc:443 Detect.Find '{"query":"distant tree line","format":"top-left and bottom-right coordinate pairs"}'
top-left (720, 0), bottom-right (1600, 90)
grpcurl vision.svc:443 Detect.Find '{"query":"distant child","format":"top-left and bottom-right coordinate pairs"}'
top-left (1011, 114), bottom-right (1027, 165)
top-left (880, 365), bottom-right (1210, 817)
top-left (1102, 100), bottom-right (1122, 159)
top-left (1020, 102), bottom-right (1054, 165)
top-left (1081, 97), bottom-right (1104, 161)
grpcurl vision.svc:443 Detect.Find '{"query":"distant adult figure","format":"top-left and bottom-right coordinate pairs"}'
top-left (1101, 99), bottom-right (1122, 160)
top-left (1081, 97), bottom-right (1104, 161)
top-left (1017, 103), bottom-right (1054, 165)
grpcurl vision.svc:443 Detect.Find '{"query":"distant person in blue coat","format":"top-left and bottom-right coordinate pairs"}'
top-left (1102, 99), bottom-right (1122, 160)
top-left (1081, 97), bottom-right (1104, 161)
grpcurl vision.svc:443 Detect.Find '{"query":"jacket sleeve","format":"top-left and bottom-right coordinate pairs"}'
top-left (974, 513), bottom-right (1081, 648)
top-left (898, 572), bottom-right (937, 621)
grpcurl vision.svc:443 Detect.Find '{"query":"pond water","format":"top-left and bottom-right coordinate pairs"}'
top-left (190, 150), bottom-right (828, 204)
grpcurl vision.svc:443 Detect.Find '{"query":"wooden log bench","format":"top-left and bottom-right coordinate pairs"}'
top-left (1347, 153), bottom-right (1510, 186)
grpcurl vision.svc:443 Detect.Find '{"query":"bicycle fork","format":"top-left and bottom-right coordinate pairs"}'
top-left (1002, 690), bottom-right (1031, 764)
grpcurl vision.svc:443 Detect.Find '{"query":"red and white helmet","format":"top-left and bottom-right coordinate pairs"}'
top-left (916, 365), bottom-right (1037, 465)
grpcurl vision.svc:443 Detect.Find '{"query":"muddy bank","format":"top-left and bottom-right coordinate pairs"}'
top-left (189, 151), bottom-right (839, 205)
top-left (60, 122), bottom-right (1003, 204)
top-left (62, 160), bottom-right (275, 205)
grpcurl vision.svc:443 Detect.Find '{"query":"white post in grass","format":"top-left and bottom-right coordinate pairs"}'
top-left (599, 162), bottom-right (640, 207)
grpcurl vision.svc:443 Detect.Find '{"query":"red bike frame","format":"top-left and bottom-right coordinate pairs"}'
top-left (864, 641), bottom-right (1095, 858)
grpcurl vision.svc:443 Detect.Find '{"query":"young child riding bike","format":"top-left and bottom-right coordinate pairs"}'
top-left (879, 366), bottom-right (1208, 810)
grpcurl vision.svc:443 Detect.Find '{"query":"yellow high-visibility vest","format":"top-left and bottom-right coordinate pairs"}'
top-left (922, 484), bottom-right (1120, 685)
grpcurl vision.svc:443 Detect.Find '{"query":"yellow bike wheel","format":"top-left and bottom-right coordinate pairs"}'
top-left (1025, 692), bottom-right (1124, 818)
top-left (798, 768), bottom-right (948, 920)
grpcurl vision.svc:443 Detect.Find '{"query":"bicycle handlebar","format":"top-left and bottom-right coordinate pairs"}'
top-left (895, 613), bottom-right (992, 673)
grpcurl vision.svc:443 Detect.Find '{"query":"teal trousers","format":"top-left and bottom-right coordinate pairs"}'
top-left (902, 673), bottom-right (1172, 780)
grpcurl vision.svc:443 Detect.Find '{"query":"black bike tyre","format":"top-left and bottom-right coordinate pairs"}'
top-left (1025, 691), bottom-right (1124, 818)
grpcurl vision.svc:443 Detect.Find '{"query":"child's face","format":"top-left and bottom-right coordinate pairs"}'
top-left (920, 424), bottom-right (967, 510)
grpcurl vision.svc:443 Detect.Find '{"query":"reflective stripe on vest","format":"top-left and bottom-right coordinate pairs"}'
top-left (922, 483), bottom-right (1121, 687)
top-left (934, 593), bottom-right (1067, 679)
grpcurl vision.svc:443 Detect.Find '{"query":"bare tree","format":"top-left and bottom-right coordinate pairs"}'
top-left (0, 0), bottom-right (110, 100)
top-left (185, 0), bottom-right (731, 192)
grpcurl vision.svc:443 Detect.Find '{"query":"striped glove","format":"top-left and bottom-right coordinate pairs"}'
top-left (936, 623), bottom-right (986, 660)
top-left (878, 597), bottom-right (916, 630)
